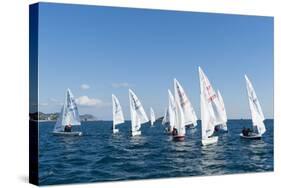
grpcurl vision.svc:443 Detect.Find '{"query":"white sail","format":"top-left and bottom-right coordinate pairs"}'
top-left (129, 89), bottom-right (149, 135)
top-left (54, 107), bottom-right (64, 132)
top-left (112, 94), bottom-right (125, 132)
top-left (245, 75), bottom-right (266, 135)
top-left (162, 108), bottom-right (169, 125)
top-left (217, 90), bottom-right (228, 130)
top-left (174, 78), bottom-right (198, 126)
top-left (174, 98), bottom-right (186, 136)
top-left (199, 67), bottom-right (221, 145)
top-left (168, 89), bottom-right (176, 129)
top-left (54, 88), bottom-right (81, 132)
top-left (198, 67), bottom-right (225, 126)
top-left (200, 94), bottom-right (215, 139)
top-left (150, 107), bottom-right (156, 126)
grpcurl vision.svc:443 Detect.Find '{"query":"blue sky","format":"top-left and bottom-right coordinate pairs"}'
top-left (37, 3), bottom-right (273, 120)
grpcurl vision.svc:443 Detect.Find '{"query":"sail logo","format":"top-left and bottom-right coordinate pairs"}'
top-left (205, 85), bottom-right (216, 102)
top-left (132, 96), bottom-right (141, 110)
top-left (115, 104), bottom-right (121, 114)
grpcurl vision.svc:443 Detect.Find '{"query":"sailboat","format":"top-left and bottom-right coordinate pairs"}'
top-left (129, 89), bottom-right (149, 136)
top-left (167, 90), bottom-right (185, 140)
top-left (174, 79), bottom-right (198, 128)
top-left (53, 88), bottom-right (82, 136)
top-left (215, 90), bottom-right (228, 132)
top-left (167, 90), bottom-right (176, 134)
top-left (240, 75), bottom-right (266, 139)
top-left (112, 94), bottom-right (125, 134)
top-left (162, 107), bottom-right (169, 126)
top-left (199, 67), bottom-right (224, 145)
top-left (173, 98), bottom-right (186, 141)
top-left (150, 107), bottom-right (156, 126)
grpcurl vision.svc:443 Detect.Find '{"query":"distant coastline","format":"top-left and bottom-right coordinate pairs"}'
top-left (29, 112), bottom-right (274, 122)
top-left (29, 112), bottom-right (98, 122)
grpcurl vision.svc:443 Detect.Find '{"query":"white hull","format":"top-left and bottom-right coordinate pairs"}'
top-left (201, 136), bottom-right (218, 146)
top-left (113, 128), bottom-right (119, 134)
top-left (240, 133), bottom-right (262, 139)
top-left (131, 130), bottom-right (141, 136)
top-left (53, 131), bottom-right (82, 136)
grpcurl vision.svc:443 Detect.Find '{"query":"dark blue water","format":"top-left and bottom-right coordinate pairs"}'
top-left (39, 119), bottom-right (273, 185)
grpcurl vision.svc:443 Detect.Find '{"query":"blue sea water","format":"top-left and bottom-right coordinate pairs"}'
top-left (38, 119), bottom-right (273, 185)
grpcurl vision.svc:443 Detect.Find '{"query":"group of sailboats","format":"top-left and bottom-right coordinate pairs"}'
top-left (160, 69), bottom-right (227, 144)
top-left (112, 89), bottom-right (155, 136)
top-left (161, 80), bottom-right (197, 141)
top-left (52, 67), bottom-right (266, 144)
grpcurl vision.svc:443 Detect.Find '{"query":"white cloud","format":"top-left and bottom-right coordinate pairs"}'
top-left (80, 84), bottom-right (90, 90)
top-left (48, 98), bottom-right (63, 106)
top-left (49, 98), bottom-right (59, 102)
top-left (75, 96), bottom-right (106, 107)
top-left (112, 82), bottom-right (132, 88)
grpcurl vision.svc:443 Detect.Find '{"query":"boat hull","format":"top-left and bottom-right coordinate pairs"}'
top-left (239, 133), bottom-right (262, 139)
top-left (53, 131), bottom-right (82, 136)
top-left (201, 136), bottom-right (218, 146)
top-left (173, 135), bottom-right (185, 141)
top-left (113, 129), bottom-right (119, 134)
top-left (131, 130), bottom-right (141, 136)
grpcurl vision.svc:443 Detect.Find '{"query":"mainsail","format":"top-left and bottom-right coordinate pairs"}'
top-left (200, 93), bottom-right (217, 139)
top-left (129, 89), bottom-right (149, 135)
top-left (174, 78), bottom-right (198, 126)
top-left (217, 90), bottom-right (228, 130)
top-left (168, 89), bottom-right (176, 129)
top-left (198, 67), bottom-right (225, 126)
top-left (245, 75), bottom-right (266, 135)
top-left (54, 88), bottom-right (81, 132)
top-left (112, 94), bottom-right (125, 131)
top-left (162, 108), bottom-right (170, 125)
top-left (174, 98), bottom-right (186, 136)
top-left (150, 107), bottom-right (156, 126)
top-left (199, 67), bottom-right (223, 140)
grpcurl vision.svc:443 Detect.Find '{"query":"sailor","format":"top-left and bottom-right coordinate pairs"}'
top-left (172, 127), bottom-right (178, 136)
top-left (242, 127), bottom-right (253, 136)
top-left (247, 128), bottom-right (253, 135)
top-left (242, 127), bottom-right (248, 136)
top-left (168, 127), bottom-right (172, 133)
top-left (214, 125), bottom-right (220, 132)
top-left (64, 124), bottom-right (72, 132)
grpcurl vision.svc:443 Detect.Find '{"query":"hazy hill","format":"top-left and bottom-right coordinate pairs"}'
top-left (29, 112), bottom-right (98, 121)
